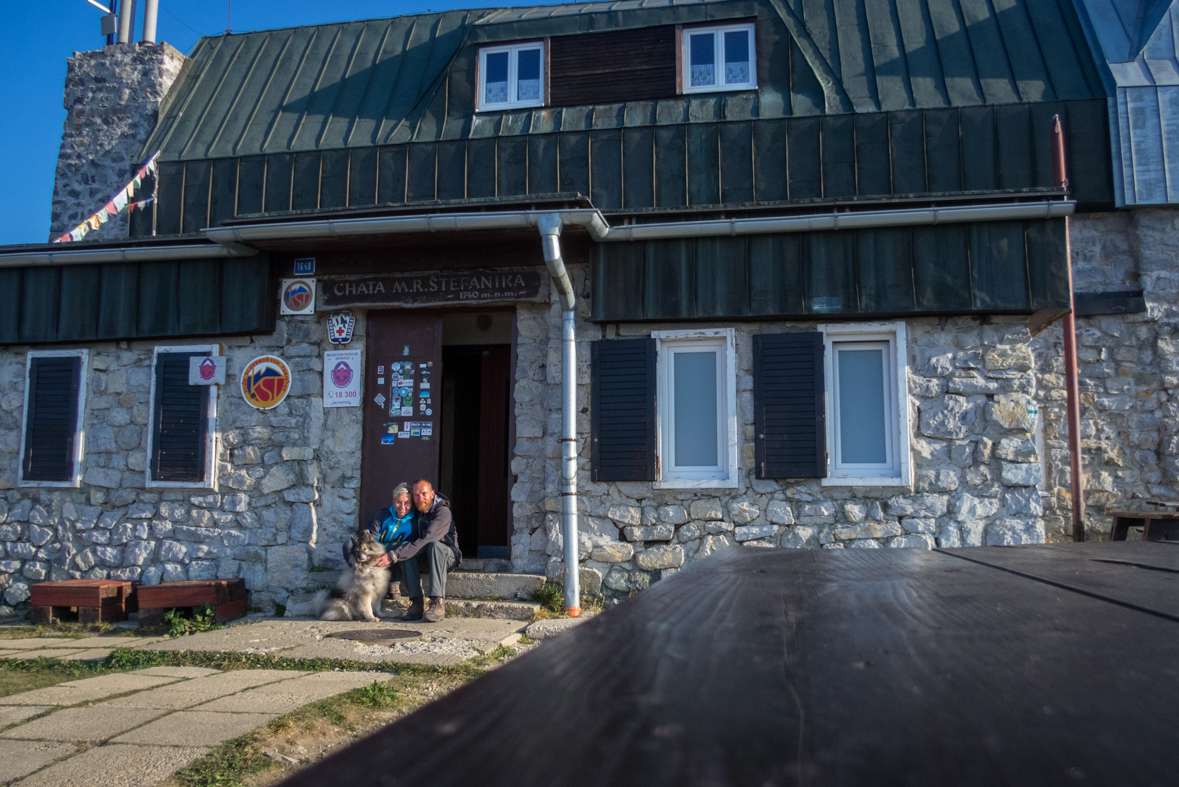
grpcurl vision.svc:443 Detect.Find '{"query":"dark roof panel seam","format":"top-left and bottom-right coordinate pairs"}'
top-left (373, 19), bottom-right (420, 147)
top-left (289, 26), bottom-right (347, 152)
top-left (232, 32), bottom-right (297, 156)
top-left (146, 36), bottom-right (227, 162)
top-left (178, 37), bottom-right (250, 160)
top-left (205, 33), bottom-right (276, 159)
top-left (315, 22), bottom-right (373, 151)
top-left (343, 23), bottom-right (397, 149)
top-left (260, 29), bottom-right (321, 154)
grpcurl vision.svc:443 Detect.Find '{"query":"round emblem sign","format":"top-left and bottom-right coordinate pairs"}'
top-left (331, 360), bottom-right (353, 389)
top-left (198, 357), bottom-right (218, 382)
top-left (241, 356), bottom-right (292, 410)
top-left (283, 280), bottom-right (314, 312)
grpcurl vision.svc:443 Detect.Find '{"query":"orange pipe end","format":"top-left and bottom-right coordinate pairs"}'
top-left (566, 607), bottom-right (582, 618)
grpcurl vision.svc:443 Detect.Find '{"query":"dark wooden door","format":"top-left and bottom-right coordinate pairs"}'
top-left (477, 346), bottom-right (512, 555)
top-left (360, 311), bottom-right (443, 528)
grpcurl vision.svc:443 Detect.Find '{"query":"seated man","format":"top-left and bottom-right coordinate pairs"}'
top-left (375, 479), bottom-right (462, 623)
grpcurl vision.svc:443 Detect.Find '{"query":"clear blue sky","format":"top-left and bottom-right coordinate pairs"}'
top-left (0, 0), bottom-right (566, 246)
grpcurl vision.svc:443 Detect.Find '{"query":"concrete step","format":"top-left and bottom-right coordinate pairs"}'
top-left (455, 558), bottom-right (512, 573)
top-left (446, 572), bottom-right (546, 601)
top-left (379, 598), bottom-right (540, 621)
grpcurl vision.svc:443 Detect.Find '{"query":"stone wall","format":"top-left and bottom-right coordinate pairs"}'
top-left (508, 264), bottom-right (1049, 599)
top-left (0, 315), bottom-right (362, 616)
top-left (49, 43), bottom-right (185, 241)
top-left (1034, 209), bottom-right (1179, 540)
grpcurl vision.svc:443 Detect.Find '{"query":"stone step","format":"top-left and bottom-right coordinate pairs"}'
top-left (446, 572), bottom-right (546, 601)
top-left (379, 598), bottom-right (540, 621)
top-left (454, 558), bottom-right (513, 573)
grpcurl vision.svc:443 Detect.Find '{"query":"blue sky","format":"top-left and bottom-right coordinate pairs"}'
top-left (0, 0), bottom-right (566, 246)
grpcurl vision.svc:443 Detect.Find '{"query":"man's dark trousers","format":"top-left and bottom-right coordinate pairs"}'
top-left (401, 541), bottom-right (456, 599)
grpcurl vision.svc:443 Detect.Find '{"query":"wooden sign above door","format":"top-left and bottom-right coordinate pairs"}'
top-left (321, 268), bottom-right (545, 308)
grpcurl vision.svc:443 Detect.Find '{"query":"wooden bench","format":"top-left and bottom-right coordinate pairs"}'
top-left (1108, 509), bottom-right (1179, 541)
top-left (29, 579), bottom-right (137, 624)
top-left (137, 579), bottom-right (248, 628)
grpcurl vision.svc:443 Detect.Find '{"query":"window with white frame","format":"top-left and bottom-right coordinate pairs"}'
top-left (653, 329), bottom-right (739, 488)
top-left (478, 42), bottom-right (545, 110)
top-left (19, 350), bottom-right (88, 487)
top-left (821, 323), bottom-right (911, 486)
top-left (147, 346), bottom-right (219, 488)
top-left (681, 23), bottom-right (757, 93)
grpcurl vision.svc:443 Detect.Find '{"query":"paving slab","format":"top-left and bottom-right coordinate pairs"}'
top-left (60, 648), bottom-right (116, 661)
top-left (0, 740), bottom-right (75, 783)
top-left (0, 639), bottom-right (80, 649)
top-left (97, 670), bottom-right (306, 709)
top-left (113, 710), bottom-right (280, 747)
top-left (524, 617), bottom-right (588, 641)
top-left (0, 674), bottom-right (182, 706)
top-left (26, 637), bottom-right (123, 648)
top-left (197, 671), bottom-right (391, 713)
top-left (3, 649), bottom-right (90, 660)
top-left (0, 707), bottom-right (53, 728)
top-left (14, 743), bottom-right (210, 787)
top-left (0, 706), bottom-right (166, 742)
top-left (134, 666), bottom-right (222, 678)
top-left (0, 649), bottom-right (32, 658)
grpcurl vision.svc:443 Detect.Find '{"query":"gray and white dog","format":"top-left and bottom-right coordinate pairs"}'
top-left (316, 531), bottom-right (391, 622)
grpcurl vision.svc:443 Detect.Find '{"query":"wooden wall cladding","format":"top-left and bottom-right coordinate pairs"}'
top-left (548, 26), bottom-right (678, 107)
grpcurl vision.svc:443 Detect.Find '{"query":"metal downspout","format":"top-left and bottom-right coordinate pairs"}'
top-left (1053, 116), bottom-right (1086, 542)
top-left (537, 214), bottom-right (581, 617)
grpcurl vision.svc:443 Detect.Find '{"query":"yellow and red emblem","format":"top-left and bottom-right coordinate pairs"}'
top-left (240, 355), bottom-right (292, 410)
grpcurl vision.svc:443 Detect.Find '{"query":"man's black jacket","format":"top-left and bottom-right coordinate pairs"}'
top-left (390, 492), bottom-right (462, 566)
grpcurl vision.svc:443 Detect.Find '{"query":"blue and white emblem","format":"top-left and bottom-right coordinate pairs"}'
top-left (327, 310), bottom-right (356, 344)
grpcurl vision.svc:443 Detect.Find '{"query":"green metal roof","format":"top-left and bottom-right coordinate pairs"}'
top-left (143, 0), bottom-right (1106, 163)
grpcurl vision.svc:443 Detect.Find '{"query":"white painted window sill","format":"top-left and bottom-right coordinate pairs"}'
top-left (655, 478), bottom-right (739, 490)
top-left (821, 477), bottom-right (911, 488)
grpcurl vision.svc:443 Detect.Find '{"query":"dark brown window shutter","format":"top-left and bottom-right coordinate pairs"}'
top-left (591, 338), bottom-right (656, 482)
top-left (549, 26), bottom-right (678, 107)
top-left (754, 333), bottom-right (828, 479)
top-left (22, 356), bottom-right (82, 482)
top-left (151, 352), bottom-right (209, 483)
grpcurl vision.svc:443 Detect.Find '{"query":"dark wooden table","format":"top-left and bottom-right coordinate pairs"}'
top-left (279, 542), bottom-right (1179, 786)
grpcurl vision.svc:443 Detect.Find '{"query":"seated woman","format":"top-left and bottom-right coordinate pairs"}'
top-left (344, 483), bottom-right (416, 590)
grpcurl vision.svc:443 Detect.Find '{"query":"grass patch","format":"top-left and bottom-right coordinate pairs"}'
top-left (0, 623), bottom-right (133, 639)
top-left (529, 581), bottom-right (605, 619)
top-left (165, 604), bottom-right (221, 638)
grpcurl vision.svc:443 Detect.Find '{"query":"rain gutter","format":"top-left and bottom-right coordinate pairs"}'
top-left (0, 242), bottom-right (256, 268)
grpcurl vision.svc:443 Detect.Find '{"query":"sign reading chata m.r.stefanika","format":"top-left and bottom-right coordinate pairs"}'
top-left (320, 268), bottom-right (545, 308)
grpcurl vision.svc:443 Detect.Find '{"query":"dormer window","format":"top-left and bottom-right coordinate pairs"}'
top-left (478, 42), bottom-right (545, 111)
top-left (681, 23), bottom-right (756, 93)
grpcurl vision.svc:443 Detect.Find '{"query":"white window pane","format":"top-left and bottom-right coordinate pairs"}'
top-left (723, 30), bottom-right (750, 84)
top-left (838, 349), bottom-right (887, 464)
top-left (484, 51), bottom-right (508, 104)
top-left (689, 33), bottom-right (716, 87)
top-left (517, 48), bottom-right (541, 102)
top-left (673, 351), bottom-right (718, 467)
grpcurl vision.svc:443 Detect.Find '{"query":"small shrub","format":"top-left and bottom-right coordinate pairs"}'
top-left (530, 582), bottom-right (565, 614)
top-left (165, 604), bottom-right (220, 638)
top-left (273, 604), bottom-right (286, 618)
top-left (357, 680), bottom-right (397, 709)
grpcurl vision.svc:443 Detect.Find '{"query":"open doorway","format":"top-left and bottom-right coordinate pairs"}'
top-left (439, 312), bottom-right (513, 559)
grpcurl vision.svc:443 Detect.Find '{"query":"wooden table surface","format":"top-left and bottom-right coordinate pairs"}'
top-left (279, 542), bottom-right (1179, 786)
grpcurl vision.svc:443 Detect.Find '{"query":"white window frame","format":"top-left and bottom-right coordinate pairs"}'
top-left (820, 322), bottom-right (912, 487)
top-left (145, 344), bottom-right (220, 490)
top-left (18, 349), bottom-right (89, 488)
top-left (681, 22), bottom-right (758, 94)
top-left (652, 328), bottom-right (739, 489)
top-left (477, 41), bottom-right (546, 111)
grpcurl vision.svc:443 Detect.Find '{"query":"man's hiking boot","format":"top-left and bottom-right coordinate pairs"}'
top-left (424, 596), bottom-right (445, 623)
top-left (402, 597), bottom-right (424, 621)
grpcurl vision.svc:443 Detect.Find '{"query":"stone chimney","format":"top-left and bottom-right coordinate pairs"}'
top-left (49, 42), bottom-right (186, 242)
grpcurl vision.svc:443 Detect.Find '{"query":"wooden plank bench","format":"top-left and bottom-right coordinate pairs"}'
top-left (29, 579), bottom-right (137, 624)
top-left (137, 579), bottom-right (248, 628)
top-left (1107, 509), bottom-right (1179, 541)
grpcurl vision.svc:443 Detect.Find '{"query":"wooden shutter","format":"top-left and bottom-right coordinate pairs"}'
top-left (548, 27), bottom-right (678, 107)
top-left (754, 333), bottom-right (828, 479)
top-left (591, 338), bottom-right (657, 482)
top-left (151, 352), bottom-right (209, 483)
top-left (22, 356), bottom-right (82, 482)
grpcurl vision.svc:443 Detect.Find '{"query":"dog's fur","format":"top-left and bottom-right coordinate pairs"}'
top-left (316, 531), bottom-right (391, 622)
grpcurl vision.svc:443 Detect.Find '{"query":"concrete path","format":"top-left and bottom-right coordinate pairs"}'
top-left (0, 666), bottom-right (388, 786)
top-left (144, 617), bottom-right (528, 666)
